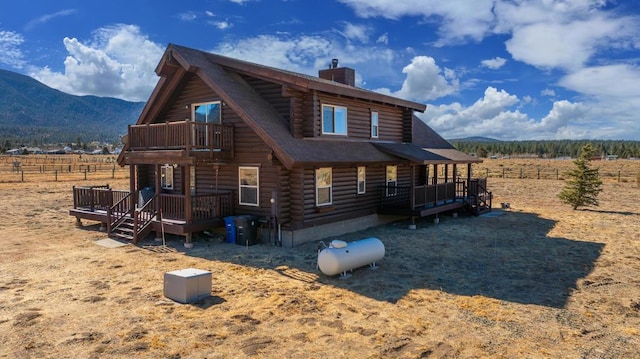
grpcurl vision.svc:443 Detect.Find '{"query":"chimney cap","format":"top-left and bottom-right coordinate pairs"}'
top-left (331, 58), bottom-right (339, 68)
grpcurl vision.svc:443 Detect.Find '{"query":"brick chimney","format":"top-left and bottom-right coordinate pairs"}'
top-left (318, 58), bottom-right (355, 86)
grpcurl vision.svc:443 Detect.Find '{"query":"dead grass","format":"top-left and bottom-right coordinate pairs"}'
top-left (0, 159), bottom-right (639, 358)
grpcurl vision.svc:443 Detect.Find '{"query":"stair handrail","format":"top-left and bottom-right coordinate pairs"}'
top-left (107, 191), bottom-right (132, 235)
top-left (133, 194), bottom-right (157, 243)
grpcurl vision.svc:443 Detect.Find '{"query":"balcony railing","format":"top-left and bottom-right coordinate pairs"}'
top-left (127, 121), bottom-right (233, 154)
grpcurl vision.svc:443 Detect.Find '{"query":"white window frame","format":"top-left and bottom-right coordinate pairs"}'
top-left (321, 104), bottom-right (347, 135)
top-left (161, 164), bottom-right (174, 190)
top-left (386, 165), bottom-right (397, 196)
top-left (315, 167), bottom-right (333, 206)
top-left (371, 111), bottom-right (379, 139)
top-left (357, 166), bottom-right (366, 194)
top-left (239, 166), bottom-right (259, 206)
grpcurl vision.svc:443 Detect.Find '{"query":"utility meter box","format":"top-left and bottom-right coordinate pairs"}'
top-left (163, 268), bottom-right (211, 304)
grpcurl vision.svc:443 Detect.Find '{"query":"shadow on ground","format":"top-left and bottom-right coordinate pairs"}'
top-left (140, 210), bottom-right (603, 308)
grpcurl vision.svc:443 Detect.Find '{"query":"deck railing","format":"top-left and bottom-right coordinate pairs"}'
top-left (379, 178), bottom-right (489, 211)
top-left (73, 185), bottom-right (129, 212)
top-left (127, 121), bottom-right (234, 153)
top-left (158, 192), bottom-right (232, 221)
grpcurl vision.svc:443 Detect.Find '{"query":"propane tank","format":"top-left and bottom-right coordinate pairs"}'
top-left (317, 237), bottom-right (385, 277)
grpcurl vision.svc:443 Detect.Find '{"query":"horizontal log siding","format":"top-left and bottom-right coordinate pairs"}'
top-left (314, 93), bottom-right (404, 141)
top-left (295, 164), bottom-right (410, 228)
top-left (137, 164), bottom-right (155, 190)
top-left (160, 74), bottom-right (216, 123)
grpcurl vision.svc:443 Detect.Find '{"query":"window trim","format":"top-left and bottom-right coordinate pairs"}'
top-left (239, 166), bottom-right (259, 206)
top-left (371, 111), bottom-right (379, 139)
top-left (315, 167), bottom-right (333, 206)
top-left (161, 164), bottom-right (174, 190)
top-left (321, 104), bottom-right (348, 135)
top-left (357, 166), bottom-right (366, 194)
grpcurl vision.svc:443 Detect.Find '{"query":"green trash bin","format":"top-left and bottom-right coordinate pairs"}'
top-left (235, 215), bottom-right (257, 246)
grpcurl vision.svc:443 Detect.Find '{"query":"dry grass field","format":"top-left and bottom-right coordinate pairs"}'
top-left (1, 158), bottom-right (639, 358)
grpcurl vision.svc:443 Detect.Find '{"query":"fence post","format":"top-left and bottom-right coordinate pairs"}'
top-left (618, 170), bottom-right (621, 183)
top-left (112, 166), bottom-right (115, 179)
top-left (84, 169), bottom-right (87, 180)
top-left (55, 170), bottom-right (58, 182)
top-left (520, 168), bottom-right (523, 179)
top-left (537, 168), bottom-right (540, 180)
top-left (502, 168), bottom-right (505, 178)
top-left (21, 170), bottom-right (24, 182)
top-left (556, 169), bottom-right (559, 180)
top-left (485, 168), bottom-right (489, 177)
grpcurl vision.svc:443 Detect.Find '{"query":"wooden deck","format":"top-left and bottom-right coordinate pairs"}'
top-left (70, 185), bottom-right (231, 242)
top-left (378, 179), bottom-right (491, 217)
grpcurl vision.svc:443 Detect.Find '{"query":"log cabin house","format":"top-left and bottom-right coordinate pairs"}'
top-left (69, 44), bottom-right (491, 248)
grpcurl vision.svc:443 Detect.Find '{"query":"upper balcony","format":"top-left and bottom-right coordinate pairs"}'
top-left (125, 121), bottom-right (234, 163)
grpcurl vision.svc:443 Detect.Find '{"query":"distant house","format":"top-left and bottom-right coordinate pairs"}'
top-left (70, 44), bottom-right (490, 248)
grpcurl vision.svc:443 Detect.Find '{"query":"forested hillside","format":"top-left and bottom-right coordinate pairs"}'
top-left (452, 139), bottom-right (640, 159)
top-left (0, 69), bottom-right (145, 147)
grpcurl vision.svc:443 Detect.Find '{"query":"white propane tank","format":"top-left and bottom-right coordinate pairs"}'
top-left (317, 237), bottom-right (385, 276)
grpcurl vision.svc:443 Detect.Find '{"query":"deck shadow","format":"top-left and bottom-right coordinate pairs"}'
top-left (150, 210), bottom-right (603, 308)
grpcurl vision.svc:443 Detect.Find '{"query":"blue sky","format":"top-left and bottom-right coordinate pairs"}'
top-left (1, 0), bottom-right (640, 140)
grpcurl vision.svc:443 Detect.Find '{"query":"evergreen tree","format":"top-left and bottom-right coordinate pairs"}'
top-left (558, 144), bottom-right (603, 210)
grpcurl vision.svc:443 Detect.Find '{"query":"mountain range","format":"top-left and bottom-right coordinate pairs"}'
top-left (0, 69), bottom-right (145, 145)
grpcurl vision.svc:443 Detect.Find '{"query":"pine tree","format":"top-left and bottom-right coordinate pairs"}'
top-left (558, 144), bottom-right (603, 210)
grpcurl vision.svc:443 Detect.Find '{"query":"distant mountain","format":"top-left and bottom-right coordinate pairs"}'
top-left (448, 136), bottom-right (502, 143)
top-left (0, 69), bottom-right (145, 144)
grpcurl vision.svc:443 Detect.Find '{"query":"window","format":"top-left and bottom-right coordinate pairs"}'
top-left (386, 165), bottom-right (397, 196)
top-left (315, 168), bottom-right (332, 206)
top-left (322, 104), bottom-right (347, 135)
top-left (192, 101), bottom-right (221, 123)
top-left (371, 111), bottom-right (379, 138)
top-left (239, 167), bottom-right (259, 206)
top-left (161, 164), bottom-right (174, 190)
top-left (357, 166), bottom-right (366, 194)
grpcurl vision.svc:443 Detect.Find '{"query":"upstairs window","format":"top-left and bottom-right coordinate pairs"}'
top-left (315, 168), bottom-right (332, 206)
top-left (192, 102), bottom-right (221, 123)
top-left (322, 104), bottom-right (347, 135)
top-left (357, 166), bottom-right (366, 194)
top-left (239, 167), bottom-right (259, 206)
top-left (161, 164), bottom-right (174, 190)
top-left (371, 111), bottom-right (379, 138)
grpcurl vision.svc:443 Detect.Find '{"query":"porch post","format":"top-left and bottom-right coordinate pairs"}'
top-left (184, 164), bottom-right (193, 248)
top-left (410, 165), bottom-right (415, 210)
top-left (129, 164), bottom-right (137, 216)
top-left (154, 164), bottom-right (162, 242)
top-left (444, 164), bottom-right (449, 183)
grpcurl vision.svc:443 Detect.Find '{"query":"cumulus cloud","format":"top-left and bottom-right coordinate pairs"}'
top-left (376, 33), bottom-right (389, 45)
top-left (209, 20), bottom-right (232, 30)
top-left (480, 57), bottom-right (506, 69)
top-left (375, 56), bottom-right (459, 101)
top-left (0, 30), bottom-right (25, 68)
top-left (559, 64), bottom-right (640, 99)
top-left (541, 88), bottom-right (556, 97)
top-left (31, 24), bottom-right (164, 101)
top-left (420, 86), bottom-right (598, 140)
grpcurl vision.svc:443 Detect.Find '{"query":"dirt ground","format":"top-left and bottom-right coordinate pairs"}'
top-left (1, 164), bottom-right (639, 358)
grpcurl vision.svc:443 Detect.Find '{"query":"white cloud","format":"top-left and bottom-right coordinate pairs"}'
top-left (541, 88), bottom-right (556, 97)
top-left (559, 64), bottom-right (640, 99)
top-left (338, 0), bottom-right (495, 44)
top-left (480, 57), bottom-right (506, 69)
top-left (0, 30), bottom-right (25, 68)
top-left (339, 22), bottom-right (370, 43)
top-left (209, 20), bottom-right (232, 30)
top-left (25, 9), bottom-right (76, 31)
top-left (375, 56), bottom-right (459, 101)
top-left (30, 24), bottom-right (164, 102)
top-left (376, 33), bottom-right (389, 45)
top-left (212, 34), bottom-right (397, 87)
top-left (421, 86), bottom-right (600, 140)
top-left (178, 12), bottom-right (197, 21)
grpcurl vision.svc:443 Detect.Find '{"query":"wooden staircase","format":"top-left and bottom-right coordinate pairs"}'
top-left (107, 192), bottom-right (157, 243)
top-left (110, 217), bottom-right (136, 241)
top-left (466, 179), bottom-right (493, 216)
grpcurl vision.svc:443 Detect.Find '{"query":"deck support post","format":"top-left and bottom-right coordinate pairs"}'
top-left (184, 233), bottom-right (194, 249)
top-left (408, 216), bottom-right (416, 230)
top-left (75, 218), bottom-right (82, 227)
top-left (99, 223), bottom-right (107, 232)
